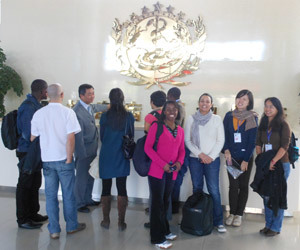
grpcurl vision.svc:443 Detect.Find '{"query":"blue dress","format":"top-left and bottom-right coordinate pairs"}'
top-left (99, 112), bottom-right (135, 179)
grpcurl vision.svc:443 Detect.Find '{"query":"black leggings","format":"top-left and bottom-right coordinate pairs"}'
top-left (101, 177), bottom-right (127, 197)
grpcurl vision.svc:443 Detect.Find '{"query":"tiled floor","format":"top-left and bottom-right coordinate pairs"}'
top-left (0, 190), bottom-right (299, 250)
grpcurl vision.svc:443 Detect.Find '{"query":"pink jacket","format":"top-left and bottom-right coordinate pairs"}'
top-left (144, 122), bottom-right (185, 180)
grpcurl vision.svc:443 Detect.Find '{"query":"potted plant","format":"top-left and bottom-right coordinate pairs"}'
top-left (0, 46), bottom-right (23, 118)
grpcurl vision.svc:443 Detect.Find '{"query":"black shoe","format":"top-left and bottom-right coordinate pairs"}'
top-left (145, 207), bottom-right (149, 214)
top-left (18, 220), bottom-right (43, 229)
top-left (77, 206), bottom-right (90, 213)
top-left (30, 214), bottom-right (48, 223)
top-left (87, 201), bottom-right (101, 207)
top-left (265, 229), bottom-right (280, 237)
top-left (259, 227), bottom-right (269, 234)
top-left (144, 222), bottom-right (150, 228)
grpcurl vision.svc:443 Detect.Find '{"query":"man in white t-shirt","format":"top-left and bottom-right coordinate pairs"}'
top-left (31, 83), bottom-right (86, 239)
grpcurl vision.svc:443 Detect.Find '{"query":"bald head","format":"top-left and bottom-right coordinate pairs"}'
top-left (47, 83), bottom-right (63, 102)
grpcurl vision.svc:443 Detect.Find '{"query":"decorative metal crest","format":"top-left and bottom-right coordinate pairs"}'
top-left (111, 2), bottom-right (206, 88)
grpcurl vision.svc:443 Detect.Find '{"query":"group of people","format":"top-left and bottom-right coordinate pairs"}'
top-left (143, 88), bottom-right (291, 249)
top-left (14, 80), bottom-right (291, 249)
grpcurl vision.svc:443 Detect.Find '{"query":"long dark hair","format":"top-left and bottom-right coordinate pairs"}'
top-left (159, 100), bottom-right (180, 123)
top-left (106, 88), bottom-right (127, 130)
top-left (258, 97), bottom-right (285, 132)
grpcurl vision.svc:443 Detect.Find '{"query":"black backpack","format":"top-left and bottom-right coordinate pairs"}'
top-left (132, 121), bottom-right (163, 177)
top-left (181, 191), bottom-right (214, 236)
top-left (1, 110), bottom-right (19, 150)
top-left (288, 132), bottom-right (299, 169)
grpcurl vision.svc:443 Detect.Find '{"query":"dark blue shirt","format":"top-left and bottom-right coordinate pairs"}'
top-left (223, 111), bottom-right (258, 162)
top-left (17, 94), bottom-right (42, 152)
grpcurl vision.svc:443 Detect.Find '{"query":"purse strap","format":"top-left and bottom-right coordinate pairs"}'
top-left (124, 112), bottom-right (133, 136)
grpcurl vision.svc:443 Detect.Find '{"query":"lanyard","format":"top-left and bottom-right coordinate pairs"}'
top-left (237, 120), bottom-right (243, 132)
top-left (267, 129), bottom-right (272, 143)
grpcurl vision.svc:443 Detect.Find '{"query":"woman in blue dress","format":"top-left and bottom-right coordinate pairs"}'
top-left (99, 88), bottom-right (135, 231)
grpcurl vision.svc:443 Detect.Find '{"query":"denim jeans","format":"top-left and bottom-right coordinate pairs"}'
top-left (189, 157), bottom-right (223, 226)
top-left (43, 160), bottom-right (78, 234)
top-left (263, 162), bottom-right (290, 233)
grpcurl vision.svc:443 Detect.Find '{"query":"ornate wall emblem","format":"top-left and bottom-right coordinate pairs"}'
top-left (111, 2), bottom-right (206, 88)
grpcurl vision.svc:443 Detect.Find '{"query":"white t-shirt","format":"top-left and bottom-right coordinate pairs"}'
top-left (31, 103), bottom-right (81, 162)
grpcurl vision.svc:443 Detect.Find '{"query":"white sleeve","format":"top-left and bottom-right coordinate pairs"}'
top-left (208, 116), bottom-right (225, 160)
top-left (184, 115), bottom-right (202, 157)
top-left (31, 113), bottom-right (40, 136)
top-left (66, 109), bottom-right (81, 134)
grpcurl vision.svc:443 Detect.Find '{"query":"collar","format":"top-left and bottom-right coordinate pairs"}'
top-left (79, 99), bottom-right (90, 110)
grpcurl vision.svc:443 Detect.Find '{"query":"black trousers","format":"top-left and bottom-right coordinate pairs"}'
top-left (16, 152), bottom-right (42, 224)
top-left (149, 173), bottom-right (174, 244)
top-left (228, 158), bottom-right (253, 216)
top-left (101, 176), bottom-right (127, 197)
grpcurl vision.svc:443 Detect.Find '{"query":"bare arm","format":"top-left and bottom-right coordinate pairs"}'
top-left (30, 135), bottom-right (37, 142)
top-left (66, 132), bottom-right (75, 163)
top-left (269, 147), bottom-right (287, 170)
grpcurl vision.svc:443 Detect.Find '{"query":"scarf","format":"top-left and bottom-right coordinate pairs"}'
top-left (191, 110), bottom-right (213, 148)
top-left (232, 109), bottom-right (258, 131)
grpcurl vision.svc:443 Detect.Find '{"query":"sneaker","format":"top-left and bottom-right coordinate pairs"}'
top-left (225, 214), bottom-right (234, 226)
top-left (67, 223), bottom-right (86, 234)
top-left (165, 233), bottom-right (177, 241)
top-left (216, 225), bottom-right (227, 233)
top-left (232, 215), bottom-right (242, 227)
top-left (155, 240), bottom-right (173, 249)
top-left (50, 232), bottom-right (60, 239)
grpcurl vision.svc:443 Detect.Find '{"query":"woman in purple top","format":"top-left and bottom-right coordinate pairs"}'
top-left (145, 101), bottom-right (185, 249)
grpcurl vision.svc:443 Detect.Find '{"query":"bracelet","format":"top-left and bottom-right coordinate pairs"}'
top-left (271, 160), bottom-right (276, 165)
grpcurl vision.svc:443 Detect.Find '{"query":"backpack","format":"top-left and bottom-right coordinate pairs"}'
top-left (288, 132), bottom-right (299, 169)
top-left (1, 110), bottom-right (19, 150)
top-left (181, 191), bottom-right (214, 236)
top-left (132, 121), bottom-right (163, 177)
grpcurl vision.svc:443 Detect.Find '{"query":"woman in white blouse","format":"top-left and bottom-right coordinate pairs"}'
top-left (185, 93), bottom-right (226, 233)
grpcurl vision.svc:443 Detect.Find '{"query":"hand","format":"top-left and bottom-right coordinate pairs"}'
top-left (163, 163), bottom-right (172, 173)
top-left (66, 159), bottom-right (72, 164)
top-left (174, 162), bottom-right (182, 172)
top-left (224, 150), bottom-right (232, 165)
top-left (199, 153), bottom-right (213, 164)
top-left (240, 161), bottom-right (248, 171)
top-left (269, 159), bottom-right (276, 171)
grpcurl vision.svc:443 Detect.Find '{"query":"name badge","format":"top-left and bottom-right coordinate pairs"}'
top-left (234, 133), bottom-right (242, 143)
top-left (265, 144), bottom-right (272, 151)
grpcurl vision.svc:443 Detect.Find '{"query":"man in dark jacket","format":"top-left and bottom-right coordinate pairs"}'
top-left (16, 79), bottom-right (48, 229)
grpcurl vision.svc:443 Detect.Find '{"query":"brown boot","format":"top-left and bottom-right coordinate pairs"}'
top-left (100, 196), bottom-right (111, 229)
top-left (117, 196), bottom-right (128, 231)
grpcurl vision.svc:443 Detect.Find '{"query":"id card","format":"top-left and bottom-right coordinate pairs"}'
top-left (234, 133), bottom-right (242, 143)
top-left (265, 144), bottom-right (272, 151)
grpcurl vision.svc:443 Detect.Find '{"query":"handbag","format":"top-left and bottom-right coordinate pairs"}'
top-left (132, 121), bottom-right (163, 176)
top-left (122, 113), bottom-right (136, 159)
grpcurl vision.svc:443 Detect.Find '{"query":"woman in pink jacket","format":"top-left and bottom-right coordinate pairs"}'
top-left (145, 100), bottom-right (185, 249)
